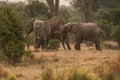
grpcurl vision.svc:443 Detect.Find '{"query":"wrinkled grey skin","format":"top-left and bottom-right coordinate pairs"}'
top-left (33, 19), bottom-right (48, 48)
top-left (61, 22), bottom-right (102, 50)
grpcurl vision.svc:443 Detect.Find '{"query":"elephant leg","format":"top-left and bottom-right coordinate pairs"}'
top-left (74, 34), bottom-right (81, 50)
top-left (34, 38), bottom-right (40, 48)
top-left (93, 38), bottom-right (102, 51)
top-left (75, 42), bottom-right (80, 50)
top-left (61, 41), bottom-right (66, 50)
top-left (65, 38), bottom-right (71, 50)
top-left (61, 33), bottom-right (71, 50)
top-left (60, 34), bottom-right (67, 50)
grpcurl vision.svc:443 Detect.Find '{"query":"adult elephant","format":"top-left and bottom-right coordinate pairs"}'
top-left (25, 19), bottom-right (49, 49)
top-left (61, 22), bottom-right (102, 50)
top-left (24, 17), bottom-right (71, 50)
top-left (33, 19), bottom-right (49, 48)
top-left (46, 17), bottom-right (71, 50)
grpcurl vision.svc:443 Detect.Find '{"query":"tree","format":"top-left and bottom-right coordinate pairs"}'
top-left (25, 0), bottom-right (49, 18)
top-left (0, 7), bottom-right (25, 64)
top-left (59, 6), bottom-right (72, 22)
top-left (46, 0), bottom-right (59, 18)
top-left (72, 0), bottom-right (93, 22)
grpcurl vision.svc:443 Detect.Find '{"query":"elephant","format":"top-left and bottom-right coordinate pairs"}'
top-left (46, 17), bottom-right (71, 50)
top-left (61, 22), bottom-right (102, 50)
top-left (33, 19), bottom-right (48, 48)
top-left (24, 17), bottom-right (71, 50)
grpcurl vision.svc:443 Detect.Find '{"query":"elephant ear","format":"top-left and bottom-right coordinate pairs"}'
top-left (64, 22), bottom-right (73, 32)
top-left (69, 23), bottom-right (77, 33)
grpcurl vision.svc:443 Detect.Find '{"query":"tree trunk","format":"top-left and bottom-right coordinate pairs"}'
top-left (83, 0), bottom-right (92, 22)
top-left (46, 0), bottom-right (59, 18)
top-left (55, 0), bottom-right (59, 16)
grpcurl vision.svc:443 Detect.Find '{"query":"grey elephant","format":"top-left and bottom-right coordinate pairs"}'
top-left (61, 22), bottom-right (102, 50)
top-left (25, 17), bottom-right (71, 50)
top-left (46, 17), bottom-right (71, 50)
top-left (33, 19), bottom-right (49, 48)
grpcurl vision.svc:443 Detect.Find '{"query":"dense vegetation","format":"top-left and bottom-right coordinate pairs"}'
top-left (0, 7), bottom-right (25, 64)
top-left (0, 0), bottom-right (120, 62)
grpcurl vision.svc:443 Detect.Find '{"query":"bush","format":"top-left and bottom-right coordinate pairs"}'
top-left (23, 50), bottom-right (34, 61)
top-left (0, 7), bottom-right (25, 64)
top-left (68, 69), bottom-right (92, 80)
top-left (95, 8), bottom-right (120, 46)
top-left (6, 74), bottom-right (17, 80)
top-left (25, 0), bottom-right (49, 18)
top-left (0, 53), bottom-right (7, 63)
top-left (111, 25), bottom-right (120, 46)
top-left (46, 39), bottom-right (60, 50)
top-left (95, 19), bottom-right (113, 40)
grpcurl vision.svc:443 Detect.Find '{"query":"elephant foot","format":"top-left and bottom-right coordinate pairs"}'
top-left (68, 47), bottom-right (71, 50)
top-left (75, 44), bottom-right (80, 50)
top-left (96, 48), bottom-right (102, 51)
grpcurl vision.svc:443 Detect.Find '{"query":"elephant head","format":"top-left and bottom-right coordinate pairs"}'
top-left (61, 22), bottom-right (80, 34)
top-left (34, 20), bottom-right (47, 48)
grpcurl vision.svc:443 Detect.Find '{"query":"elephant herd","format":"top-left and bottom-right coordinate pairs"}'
top-left (25, 17), bottom-right (102, 51)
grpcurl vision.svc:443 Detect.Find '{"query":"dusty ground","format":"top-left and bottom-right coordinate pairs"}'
top-left (1, 44), bottom-right (120, 80)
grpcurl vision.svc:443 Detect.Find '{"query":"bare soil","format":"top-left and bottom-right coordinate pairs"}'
top-left (1, 44), bottom-right (120, 80)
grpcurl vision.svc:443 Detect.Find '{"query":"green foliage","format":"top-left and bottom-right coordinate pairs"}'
top-left (0, 53), bottom-right (7, 63)
top-left (0, 74), bottom-right (17, 80)
top-left (98, 0), bottom-right (120, 10)
top-left (68, 69), bottom-right (92, 80)
top-left (59, 6), bottom-right (82, 22)
top-left (47, 39), bottom-right (60, 50)
top-left (111, 25), bottom-right (120, 46)
top-left (102, 8), bottom-right (120, 25)
top-left (95, 19), bottom-right (113, 40)
top-left (59, 6), bottom-right (72, 22)
top-left (6, 74), bottom-right (17, 80)
top-left (95, 8), bottom-right (120, 46)
top-left (25, 0), bottom-right (49, 18)
top-left (0, 7), bottom-right (25, 64)
top-left (24, 50), bottom-right (34, 61)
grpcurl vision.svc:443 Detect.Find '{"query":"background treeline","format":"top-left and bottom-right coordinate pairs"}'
top-left (0, 0), bottom-right (120, 63)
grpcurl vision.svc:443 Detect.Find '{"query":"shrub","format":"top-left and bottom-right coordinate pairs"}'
top-left (111, 25), bottom-right (120, 46)
top-left (46, 39), bottom-right (60, 50)
top-left (95, 19), bottom-right (114, 40)
top-left (25, 1), bottom-right (49, 18)
top-left (0, 7), bottom-right (25, 64)
top-left (6, 74), bottom-right (17, 80)
top-left (68, 69), bottom-right (92, 80)
top-left (23, 50), bottom-right (34, 61)
top-left (0, 53), bottom-right (7, 63)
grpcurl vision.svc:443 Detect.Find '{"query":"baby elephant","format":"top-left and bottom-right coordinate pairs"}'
top-left (61, 22), bottom-right (102, 51)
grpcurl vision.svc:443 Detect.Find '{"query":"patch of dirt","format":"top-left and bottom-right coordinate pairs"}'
top-left (1, 45), bottom-right (120, 80)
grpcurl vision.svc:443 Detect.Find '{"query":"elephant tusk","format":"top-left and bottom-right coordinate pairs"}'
top-left (37, 36), bottom-right (40, 39)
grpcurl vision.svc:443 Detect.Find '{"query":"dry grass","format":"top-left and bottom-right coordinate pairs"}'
top-left (1, 44), bottom-right (120, 80)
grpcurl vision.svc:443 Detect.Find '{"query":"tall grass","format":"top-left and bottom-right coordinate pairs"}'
top-left (97, 54), bottom-right (120, 80)
top-left (68, 69), bottom-right (92, 80)
top-left (41, 67), bottom-right (93, 80)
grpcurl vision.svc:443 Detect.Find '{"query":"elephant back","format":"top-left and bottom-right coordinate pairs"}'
top-left (47, 17), bottom-right (65, 31)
